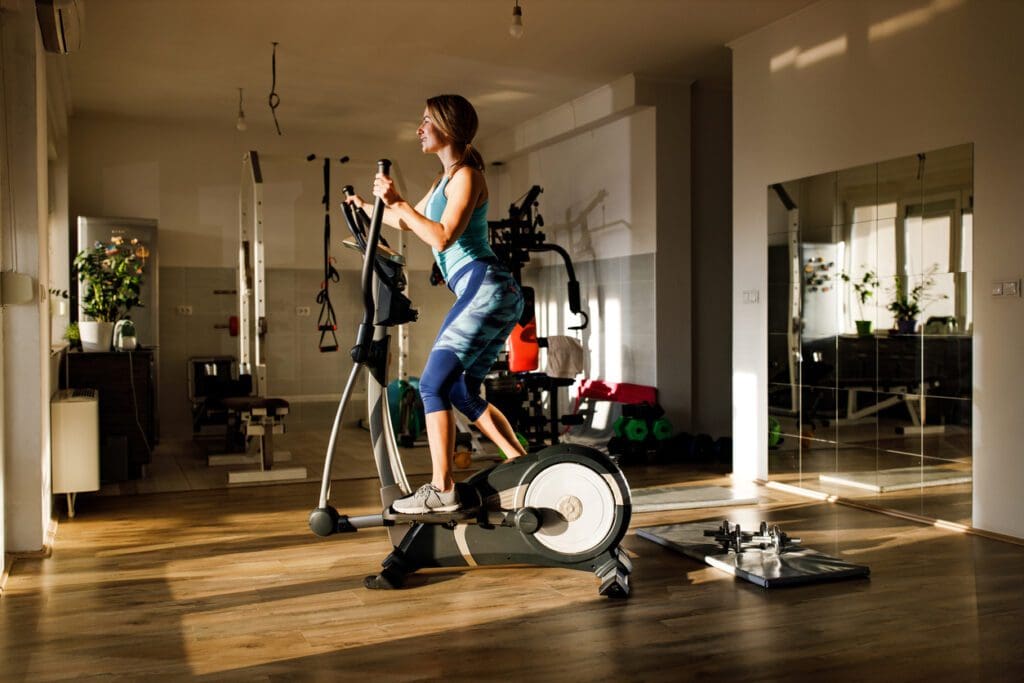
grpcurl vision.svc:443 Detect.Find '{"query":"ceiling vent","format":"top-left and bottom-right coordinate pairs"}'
top-left (36, 0), bottom-right (84, 54)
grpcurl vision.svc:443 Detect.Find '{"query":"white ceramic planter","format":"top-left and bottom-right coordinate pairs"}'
top-left (79, 320), bottom-right (114, 352)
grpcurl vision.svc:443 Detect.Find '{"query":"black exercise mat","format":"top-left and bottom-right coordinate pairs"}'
top-left (637, 521), bottom-right (870, 588)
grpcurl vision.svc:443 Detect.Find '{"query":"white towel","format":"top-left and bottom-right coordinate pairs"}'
top-left (545, 335), bottom-right (584, 379)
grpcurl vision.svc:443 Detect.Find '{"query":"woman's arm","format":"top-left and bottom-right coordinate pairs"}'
top-left (346, 176), bottom-right (439, 232)
top-left (375, 167), bottom-right (483, 251)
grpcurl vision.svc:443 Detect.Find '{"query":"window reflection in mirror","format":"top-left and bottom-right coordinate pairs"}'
top-left (766, 144), bottom-right (972, 526)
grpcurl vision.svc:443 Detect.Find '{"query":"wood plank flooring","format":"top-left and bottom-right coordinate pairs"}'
top-left (3, 467), bottom-right (1023, 681)
top-left (98, 426), bottom-right (444, 496)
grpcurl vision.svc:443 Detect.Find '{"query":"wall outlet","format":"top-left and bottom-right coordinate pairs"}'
top-left (296, 306), bottom-right (311, 317)
top-left (176, 305), bottom-right (193, 315)
top-left (742, 289), bottom-right (760, 304)
top-left (992, 280), bottom-right (1021, 297)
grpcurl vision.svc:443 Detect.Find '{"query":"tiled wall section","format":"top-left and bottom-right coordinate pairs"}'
top-left (157, 256), bottom-right (652, 439)
top-left (524, 252), bottom-right (656, 387)
top-left (158, 266), bottom-right (452, 439)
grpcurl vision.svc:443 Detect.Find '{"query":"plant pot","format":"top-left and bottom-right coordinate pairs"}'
top-left (854, 320), bottom-right (873, 337)
top-left (79, 321), bottom-right (114, 352)
top-left (895, 318), bottom-right (917, 335)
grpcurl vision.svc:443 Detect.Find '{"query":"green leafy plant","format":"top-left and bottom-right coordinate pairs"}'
top-left (73, 237), bottom-right (149, 322)
top-left (63, 321), bottom-right (81, 351)
top-left (840, 268), bottom-right (880, 320)
top-left (887, 265), bottom-right (947, 322)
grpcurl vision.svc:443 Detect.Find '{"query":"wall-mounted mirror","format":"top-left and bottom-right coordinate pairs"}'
top-left (767, 144), bottom-right (973, 525)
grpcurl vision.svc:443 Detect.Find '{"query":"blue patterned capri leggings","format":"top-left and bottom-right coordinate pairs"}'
top-left (419, 258), bottom-right (524, 420)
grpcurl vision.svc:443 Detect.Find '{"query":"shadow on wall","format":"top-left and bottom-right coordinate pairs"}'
top-left (520, 187), bottom-right (655, 403)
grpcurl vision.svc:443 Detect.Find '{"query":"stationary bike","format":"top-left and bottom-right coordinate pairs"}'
top-left (308, 160), bottom-right (633, 597)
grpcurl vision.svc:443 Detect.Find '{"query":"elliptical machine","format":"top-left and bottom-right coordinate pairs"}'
top-left (308, 161), bottom-right (632, 597)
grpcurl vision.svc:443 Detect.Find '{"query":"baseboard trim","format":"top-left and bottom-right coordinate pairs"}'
top-left (0, 554), bottom-right (12, 595)
top-left (0, 517), bottom-right (59, 596)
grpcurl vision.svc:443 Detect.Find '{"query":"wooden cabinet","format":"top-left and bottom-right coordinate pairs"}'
top-left (62, 349), bottom-right (157, 482)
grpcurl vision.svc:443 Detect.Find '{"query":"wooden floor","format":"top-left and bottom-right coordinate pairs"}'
top-left (97, 426), bottom-right (445, 496)
top-left (3, 466), bottom-right (1024, 681)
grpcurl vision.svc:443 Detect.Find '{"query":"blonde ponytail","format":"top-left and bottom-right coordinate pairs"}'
top-left (462, 143), bottom-right (485, 172)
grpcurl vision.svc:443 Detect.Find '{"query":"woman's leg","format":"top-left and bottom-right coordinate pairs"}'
top-left (419, 349), bottom-right (465, 493)
top-left (458, 291), bottom-right (527, 458)
top-left (425, 408), bottom-right (456, 491)
top-left (450, 373), bottom-right (527, 459)
top-left (472, 403), bottom-right (528, 459)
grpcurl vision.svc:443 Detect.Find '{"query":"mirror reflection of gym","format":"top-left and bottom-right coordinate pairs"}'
top-left (767, 144), bottom-right (973, 525)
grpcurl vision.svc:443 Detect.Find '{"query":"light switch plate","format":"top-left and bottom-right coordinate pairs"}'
top-left (0, 271), bottom-right (34, 305)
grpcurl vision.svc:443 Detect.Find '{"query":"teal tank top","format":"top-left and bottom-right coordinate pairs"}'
top-left (424, 174), bottom-right (494, 282)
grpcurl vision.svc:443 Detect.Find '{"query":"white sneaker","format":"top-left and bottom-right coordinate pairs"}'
top-left (391, 484), bottom-right (461, 514)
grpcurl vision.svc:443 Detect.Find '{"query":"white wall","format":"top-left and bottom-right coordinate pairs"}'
top-left (484, 75), bottom-right (695, 429)
top-left (731, 0), bottom-right (1024, 538)
top-left (491, 107), bottom-right (658, 388)
top-left (487, 77), bottom-right (658, 262)
top-left (69, 117), bottom-right (441, 271)
top-left (1, 0), bottom-right (54, 556)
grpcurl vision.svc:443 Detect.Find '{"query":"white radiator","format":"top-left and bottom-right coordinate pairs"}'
top-left (51, 388), bottom-right (100, 495)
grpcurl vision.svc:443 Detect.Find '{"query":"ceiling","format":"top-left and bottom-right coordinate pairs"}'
top-left (65, 0), bottom-right (817, 142)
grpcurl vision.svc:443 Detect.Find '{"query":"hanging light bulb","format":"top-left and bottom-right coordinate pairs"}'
top-left (236, 87), bottom-right (248, 132)
top-left (509, 1), bottom-right (524, 39)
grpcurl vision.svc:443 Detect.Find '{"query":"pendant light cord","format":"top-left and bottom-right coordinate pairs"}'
top-left (269, 42), bottom-right (282, 135)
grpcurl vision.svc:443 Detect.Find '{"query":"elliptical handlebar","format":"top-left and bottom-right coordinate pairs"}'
top-left (312, 158), bottom-right (418, 534)
top-left (351, 159), bottom-right (391, 362)
top-left (339, 185), bottom-right (365, 245)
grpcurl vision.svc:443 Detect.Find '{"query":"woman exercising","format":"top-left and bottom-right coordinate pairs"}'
top-left (346, 94), bottom-right (527, 514)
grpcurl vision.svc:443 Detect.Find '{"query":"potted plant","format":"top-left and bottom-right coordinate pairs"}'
top-left (73, 236), bottom-right (149, 351)
top-left (841, 268), bottom-right (880, 336)
top-left (886, 265), bottom-right (947, 335)
top-left (63, 321), bottom-right (82, 352)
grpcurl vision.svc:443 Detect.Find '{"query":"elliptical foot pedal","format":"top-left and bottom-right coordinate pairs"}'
top-left (382, 483), bottom-right (483, 525)
top-left (382, 506), bottom-right (481, 526)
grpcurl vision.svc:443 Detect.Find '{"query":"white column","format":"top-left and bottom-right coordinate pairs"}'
top-left (2, 0), bottom-right (52, 553)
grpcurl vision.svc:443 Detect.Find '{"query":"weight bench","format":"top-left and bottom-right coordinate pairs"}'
top-left (830, 378), bottom-right (945, 435)
top-left (207, 396), bottom-right (307, 485)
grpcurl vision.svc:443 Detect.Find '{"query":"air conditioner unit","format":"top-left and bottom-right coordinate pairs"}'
top-left (36, 0), bottom-right (84, 55)
top-left (51, 388), bottom-right (100, 516)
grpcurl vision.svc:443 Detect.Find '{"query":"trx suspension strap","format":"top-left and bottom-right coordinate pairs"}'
top-left (312, 155), bottom-right (340, 352)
